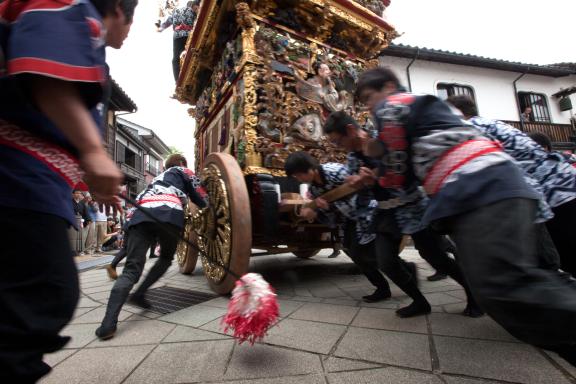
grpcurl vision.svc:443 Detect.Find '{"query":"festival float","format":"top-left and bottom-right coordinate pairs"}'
top-left (175, 0), bottom-right (397, 293)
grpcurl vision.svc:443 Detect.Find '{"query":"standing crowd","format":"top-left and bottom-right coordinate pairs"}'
top-left (70, 190), bottom-right (123, 255)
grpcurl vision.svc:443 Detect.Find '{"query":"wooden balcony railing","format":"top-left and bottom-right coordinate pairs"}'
top-left (502, 120), bottom-right (576, 147)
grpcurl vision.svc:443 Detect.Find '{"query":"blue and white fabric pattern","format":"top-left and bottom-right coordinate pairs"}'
top-left (469, 116), bottom-right (576, 210)
top-left (309, 163), bottom-right (376, 245)
top-left (346, 151), bottom-right (426, 234)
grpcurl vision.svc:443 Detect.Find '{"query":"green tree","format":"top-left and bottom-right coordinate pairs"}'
top-left (167, 146), bottom-right (183, 157)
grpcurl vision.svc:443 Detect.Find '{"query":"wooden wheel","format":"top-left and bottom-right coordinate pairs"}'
top-left (292, 249), bottom-right (321, 259)
top-left (195, 153), bottom-right (252, 294)
top-left (176, 203), bottom-right (199, 274)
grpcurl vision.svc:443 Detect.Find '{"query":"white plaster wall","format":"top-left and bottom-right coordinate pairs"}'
top-left (379, 56), bottom-right (576, 124)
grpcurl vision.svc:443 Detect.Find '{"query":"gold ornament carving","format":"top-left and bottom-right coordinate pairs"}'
top-left (194, 163), bottom-right (232, 283)
top-left (175, 203), bottom-right (194, 267)
top-left (242, 64), bottom-right (261, 167)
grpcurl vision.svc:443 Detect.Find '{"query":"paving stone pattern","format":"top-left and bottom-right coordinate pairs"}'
top-left (40, 249), bottom-right (576, 384)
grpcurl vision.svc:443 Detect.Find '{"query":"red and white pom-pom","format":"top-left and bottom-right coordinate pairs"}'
top-left (222, 273), bottom-right (279, 344)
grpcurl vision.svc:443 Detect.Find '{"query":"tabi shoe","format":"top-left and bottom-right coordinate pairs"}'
top-left (328, 250), bottom-right (340, 259)
top-left (95, 325), bottom-right (117, 341)
top-left (462, 303), bottom-right (485, 318)
top-left (396, 300), bottom-right (431, 318)
top-left (395, 262), bottom-right (431, 318)
top-left (362, 288), bottom-right (392, 303)
top-left (128, 294), bottom-right (152, 310)
top-left (427, 271), bottom-right (448, 281)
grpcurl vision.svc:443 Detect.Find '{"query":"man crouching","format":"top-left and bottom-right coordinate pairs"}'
top-left (96, 154), bottom-right (207, 340)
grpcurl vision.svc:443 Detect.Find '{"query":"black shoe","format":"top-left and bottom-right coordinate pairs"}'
top-left (328, 250), bottom-right (340, 259)
top-left (95, 325), bottom-right (117, 341)
top-left (462, 303), bottom-right (485, 318)
top-left (128, 294), bottom-right (152, 310)
top-left (427, 271), bottom-right (448, 281)
top-left (362, 288), bottom-right (392, 303)
top-left (396, 300), bottom-right (431, 318)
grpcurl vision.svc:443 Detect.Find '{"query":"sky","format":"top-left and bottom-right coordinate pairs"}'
top-left (107, 0), bottom-right (576, 162)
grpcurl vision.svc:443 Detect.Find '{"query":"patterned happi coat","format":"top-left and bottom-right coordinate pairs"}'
top-left (309, 163), bottom-right (376, 245)
top-left (347, 150), bottom-right (428, 235)
top-left (0, 0), bottom-right (107, 228)
top-left (469, 116), bottom-right (576, 210)
top-left (129, 167), bottom-right (207, 230)
top-left (370, 93), bottom-right (539, 225)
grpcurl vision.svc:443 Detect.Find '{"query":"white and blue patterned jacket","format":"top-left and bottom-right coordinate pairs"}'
top-left (469, 116), bottom-right (575, 214)
top-left (309, 163), bottom-right (376, 245)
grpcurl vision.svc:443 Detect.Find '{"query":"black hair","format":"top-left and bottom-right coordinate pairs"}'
top-left (446, 95), bottom-right (478, 117)
top-left (284, 151), bottom-right (318, 177)
top-left (323, 111), bottom-right (360, 136)
top-left (90, 0), bottom-right (138, 23)
top-left (312, 61), bottom-right (332, 76)
top-left (528, 132), bottom-right (552, 151)
top-left (355, 67), bottom-right (401, 101)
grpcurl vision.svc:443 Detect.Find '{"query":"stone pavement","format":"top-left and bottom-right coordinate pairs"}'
top-left (42, 249), bottom-right (576, 384)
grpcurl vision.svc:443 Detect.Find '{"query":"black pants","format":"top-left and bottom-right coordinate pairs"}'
top-left (546, 198), bottom-right (576, 276)
top-left (446, 198), bottom-right (576, 350)
top-left (412, 227), bottom-right (479, 308)
top-left (101, 222), bottom-right (179, 328)
top-left (172, 36), bottom-right (188, 82)
top-left (102, 235), bottom-right (118, 249)
top-left (0, 207), bottom-right (79, 383)
top-left (110, 232), bottom-right (158, 269)
top-left (342, 221), bottom-right (390, 291)
top-left (371, 211), bottom-right (423, 298)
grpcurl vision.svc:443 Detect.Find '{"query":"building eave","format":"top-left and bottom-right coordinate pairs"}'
top-left (117, 124), bottom-right (147, 150)
top-left (116, 117), bottom-right (171, 157)
top-left (382, 44), bottom-right (576, 78)
top-left (110, 78), bottom-right (138, 112)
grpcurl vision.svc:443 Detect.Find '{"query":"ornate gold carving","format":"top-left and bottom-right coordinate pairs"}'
top-left (328, 5), bottom-right (372, 30)
top-left (242, 63), bottom-right (261, 167)
top-left (244, 165), bottom-right (272, 175)
top-left (365, 58), bottom-right (380, 69)
top-left (176, 203), bottom-right (194, 267)
top-left (236, 2), bottom-right (259, 63)
top-left (235, 2), bottom-right (261, 167)
top-left (194, 163), bottom-right (232, 283)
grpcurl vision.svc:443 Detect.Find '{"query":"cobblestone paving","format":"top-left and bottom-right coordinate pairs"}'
top-left (41, 249), bottom-right (576, 384)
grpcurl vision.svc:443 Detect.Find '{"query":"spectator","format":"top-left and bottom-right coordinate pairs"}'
top-left (521, 106), bottom-right (532, 122)
top-left (69, 190), bottom-right (86, 255)
top-left (102, 217), bottom-right (121, 251)
top-left (72, 190), bottom-right (86, 217)
top-left (93, 203), bottom-right (109, 253)
top-left (84, 194), bottom-right (98, 254)
top-left (155, 0), bottom-right (177, 28)
top-left (158, 0), bottom-right (200, 83)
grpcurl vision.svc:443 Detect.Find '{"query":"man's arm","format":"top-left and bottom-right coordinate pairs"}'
top-left (158, 15), bottom-right (173, 31)
top-left (31, 77), bottom-right (123, 203)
